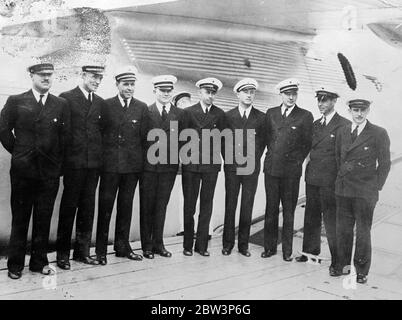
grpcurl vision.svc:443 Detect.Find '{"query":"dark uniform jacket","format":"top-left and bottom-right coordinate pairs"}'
top-left (101, 95), bottom-right (149, 173)
top-left (305, 113), bottom-right (350, 186)
top-left (223, 106), bottom-right (266, 175)
top-left (60, 86), bottom-right (105, 169)
top-left (144, 102), bottom-right (185, 173)
top-left (181, 102), bottom-right (225, 173)
top-left (264, 104), bottom-right (313, 178)
top-left (335, 121), bottom-right (391, 202)
top-left (0, 89), bottom-right (70, 179)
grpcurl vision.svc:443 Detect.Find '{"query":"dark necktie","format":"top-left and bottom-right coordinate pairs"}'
top-left (322, 116), bottom-right (327, 127)
top-left (282, 107), bottom-right (288, 119)
top-left (242, 110), bottom-right (247, 122)
top-left (38, 94), bottom-right (44, 111)
top-left (351, 125), bottom-right (359, 142)
top-left (162, 105), bottom-right (168, 121)
top-left (88, 92), bottom-right (92, 103)
top-left (123, 99), bottom-right (128, 111)
top-left (205, 106), bottom-right (209, 115)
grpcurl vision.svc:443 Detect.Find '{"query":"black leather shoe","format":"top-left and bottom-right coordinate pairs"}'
top-left (295, 255), bottom-right (308, 262)
top-left (330, 269), bottom-right (343, 277)
top-left (73, 256), bottom-right (100, 265)
top-left (30, 265), bottom-right (56, 275)
top-left (329, 267), bottom-right (350, 277)
top-left (57, 259), bottom-right (71, 270)
top-left (261, 250), bottom-right (277, 258)
top-left (116, 251), bottom-right (143, 261)
top-left (153, 248), bottom-right (172, 258)
top-left (332, 266), bottom-right (351, 276)
top-left (222, 248), bottom-right (231, 256)
top-left (8, 270), bottom-right (22, 280)
top-left (239, 249), bottom-right (251, 257)
top-left (128, 252), bottom-right (143, 261)
top-left (283, 255), bottom-right (293, 262)
top-left (357, 274), bottom-right (368, 284)
top-left (143, 251), bottom-right (154, 259)
top-left (195, 249), bottom-right (210, 257)
top-left (183, 249), bottom-right (193, 256)
top-left (97, 255), bottom-right (107, 265)
top-left (329, 266), bottom-right (338, 277)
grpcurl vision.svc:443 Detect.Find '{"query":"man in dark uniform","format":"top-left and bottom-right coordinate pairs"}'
top-left (295, 87), bottom-right (350, 275)
top-left (262, 78), bottom-right (313, 261)
top-left (222, 78), bottom-right (265, 257)
top-left (140, 75), bottom-right (184, 259)
top-left (95, 66), bottom-right (149, 265)
top-left (56, 65), bottom-right (106, 270)
top-left (334, 97), bottom-right (390, 284)
top-left (181, 77), bottom-right (225, 257)
top-left (0, 63), bottom-right (70, 279)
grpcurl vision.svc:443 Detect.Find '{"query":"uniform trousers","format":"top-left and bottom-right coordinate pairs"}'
top-left (263, 174), bottom-right (300, 256)
top-left (56, 168), bottom-right (99, 260)
top-left (222, 171), bottom-right (259, 251)
top-left (302, 183), bottom-right (337, 266)
top-left (95, 172), bottom-right (140, 256)
top-left (182, 171), bottom-right (218, 252)
top-left (336, 196), bottom-right (376, 276)
top-left (7, 173), bottom-right (59, 272)
top-left (140, 171), bottom-right (177, 252)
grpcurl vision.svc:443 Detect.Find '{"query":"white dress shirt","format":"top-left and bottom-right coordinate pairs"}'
top-left (320, 110), bottom-right (336, 125)
top-left (281, 104), bottom-right (295, 117)
top-left (32, 88), bottom-right (49, 104)
top-left (118, 95), bottom-right (132, 108)
top-left (200, 101), bottom-right (211, 113)
top-left (79, 85), bottom-right (92, 101)
top-left (351, 120), bottom-right (367, 136)
top-left (156, 101), bottom-right (172, 115)
top-left (238, 105), bottom-right (252, 119)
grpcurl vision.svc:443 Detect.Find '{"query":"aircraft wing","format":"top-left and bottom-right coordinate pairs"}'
top-left (119, 0), bottom-right (402, 49)
top-left (117, 0), bottom-right (402, 33)
top-left (1, 0), bottom-right (402, 104)
top-left (2, 0), bottom-right (402, 35)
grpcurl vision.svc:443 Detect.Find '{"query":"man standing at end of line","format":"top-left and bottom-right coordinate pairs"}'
top-left (222, 78), bottom-right (265, 257)
top-left (262, 78), bottom-right (313, 262)
top-left (295, 87), bottom-right (350, 275)
top-left (140, 75), bottom-right (185, 259)
top-left (334, 97), bottom-right (390, 284)
top-left (181, 77), bottom-right (225, 257)
top-left (95, 66), bottom-right (149, 265)
top-left (56, 65), bottom-right (106, 270)
top-left (0, 62), bottom-right (70, 279)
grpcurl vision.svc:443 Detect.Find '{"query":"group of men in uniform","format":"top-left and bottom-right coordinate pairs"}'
top-left (291, 83), bottom-right (390, 284)
top-left (0, 62), bottom-right (390, 285)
